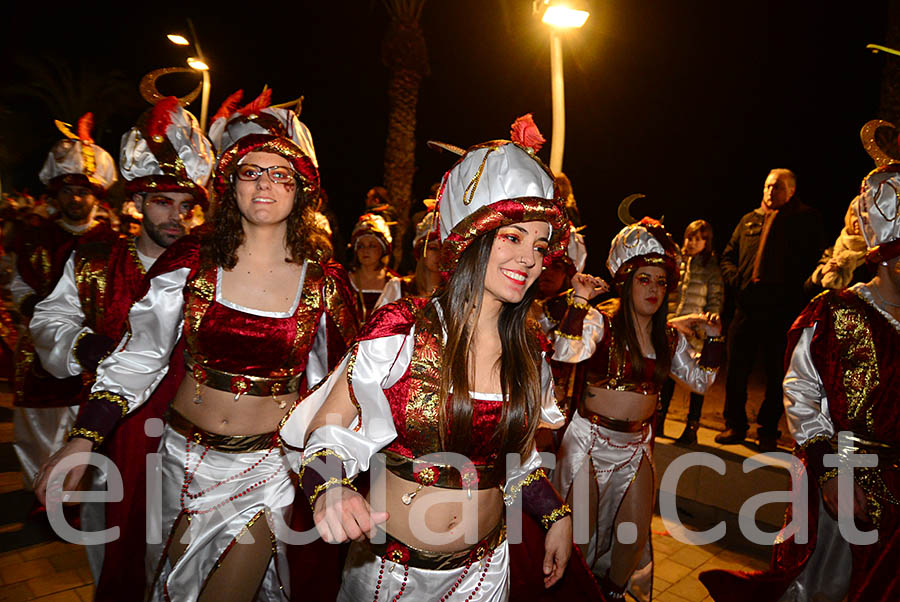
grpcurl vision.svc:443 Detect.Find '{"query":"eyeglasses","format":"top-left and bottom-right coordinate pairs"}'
top-left (635, 274), bottom-right (668, 289)
top-left (235, 164), bottom-right (298, 187)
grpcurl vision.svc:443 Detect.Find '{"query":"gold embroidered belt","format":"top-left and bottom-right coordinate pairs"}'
top-left (579, 405), bottom-right (651, 433)
top-left (384, 451), bottom-right (500, 490)
top-left (167, 408), bottom-right (277, 453)
top-left (185, 353), bottom-right (302, 397)
top-left (368, 520), bottom-right (506, 570)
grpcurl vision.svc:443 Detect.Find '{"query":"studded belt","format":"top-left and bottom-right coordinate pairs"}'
top-left (368, 519), bottom-right (506, 570)
top-left (185, 353), bottom-right (303, 398)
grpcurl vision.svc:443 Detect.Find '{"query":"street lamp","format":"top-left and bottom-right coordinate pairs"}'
top-left (534, 1), bottom-right (590, 174)
top-left (167, 20), bottom-right (211, 131)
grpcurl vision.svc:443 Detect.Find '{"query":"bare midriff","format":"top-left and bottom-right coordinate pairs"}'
top-left (172, 374), bottom-right (292, 435)
top-left (373, 469), bottom-right (504, 553)
top-left (583, 385), bottom-right (657, 423)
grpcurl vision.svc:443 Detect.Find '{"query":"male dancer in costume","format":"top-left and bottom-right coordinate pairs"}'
top-left (11, 114), bottom-right (117, 490)
top-left (30, 98), bottom-right (214, 598)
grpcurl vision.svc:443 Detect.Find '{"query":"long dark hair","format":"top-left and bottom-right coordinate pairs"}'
top-left (610, 272), bottom-right (671, 384)
top-left (201, 176), bottom-right (331, 268)
top-left (420, 231), bottom-right (542, 467)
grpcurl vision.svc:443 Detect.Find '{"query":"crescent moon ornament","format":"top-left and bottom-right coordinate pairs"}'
top-left (271, 95), bottom-right (304, 115)
top-left (140, 68), bottom-right (203, 107)
top-left (617, 193), bottom-right (644, 226)
top-left (861, 119), bottom-right (898, 167)
top-left (426, 140), bottom-right (466, 156)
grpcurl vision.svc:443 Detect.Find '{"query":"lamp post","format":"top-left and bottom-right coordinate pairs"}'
top-left (535, 1), bottom-right (590, 174)
top-left (168, 19), bottom-right (211, 131)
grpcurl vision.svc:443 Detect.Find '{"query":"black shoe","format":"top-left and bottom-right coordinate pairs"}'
top-left (757, 433), bottom-right (779, 453)
top-left (675, 420), bottom-right (699, 445)
top-left (714, 428), bottom-right (747, 445)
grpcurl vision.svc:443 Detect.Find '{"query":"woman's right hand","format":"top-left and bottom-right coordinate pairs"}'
top-left (570, 273), bottom-right (608, 302)
top-left (34, 437), bottom-right (94, 506)
top-left (313, 486), bottom-right (389, 543)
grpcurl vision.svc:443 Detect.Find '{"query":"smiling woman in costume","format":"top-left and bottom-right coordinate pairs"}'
top-left (35, 91), bottom-right (358, 602)
top-left (281, 123), bottom-right (577, 600)
top-left (552, 217), bottom-right (723, 601)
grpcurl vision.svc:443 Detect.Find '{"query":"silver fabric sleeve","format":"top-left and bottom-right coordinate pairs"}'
top-left (551, 306), bottom-right (605, 363)
top-left (374, 278), bottom-right (402, 310)
top-left (669, 331), bottom-right (718, 394)
top-left (30, 253), bottom-right (86, 377)
top-left (90, 267), bottom-right (188, 412)
top-left (783, 324), bottom-right (834, 447)
top-left (304, 310), bottom-right (329, 389)
top-left (281, 332), bottom-right (409, 479)
top-left (540, 353), bottom-right (565, 427)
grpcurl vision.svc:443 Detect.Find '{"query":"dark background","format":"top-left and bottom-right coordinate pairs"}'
top-left (0, 1), bottom-right (893, 276)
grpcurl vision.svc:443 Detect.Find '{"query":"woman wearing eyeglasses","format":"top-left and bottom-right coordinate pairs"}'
top-left (35, 95), bottom-right (358, 601)
top-left (551, 218), bottom-right (723, 601)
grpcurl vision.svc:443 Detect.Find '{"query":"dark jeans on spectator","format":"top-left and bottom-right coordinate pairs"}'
top-left (723, 306), bottom-right (792, 438)
top-left (658, 377), bottom-right (704, 422)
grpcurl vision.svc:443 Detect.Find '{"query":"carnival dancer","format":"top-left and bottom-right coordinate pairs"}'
top-left (348, 211), bottom-right (395, 324)
top-left (375, 203), bottom-right (442, 308)
top-left (552, 217), bottom-right (723, 601)
top-left (35, 90), bottom-right (358, 602)
top-left (699, 126), bottom-right (900, 602)
top-left (281, 128), bottom-right (587, 600)
top-left (11, 114), bottom-right (117, 490)
top-left (30, 96), bottom-right (214, 598)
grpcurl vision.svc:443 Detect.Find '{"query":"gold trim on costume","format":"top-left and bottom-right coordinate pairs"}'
top-left (68, 427), bottom-right (104, 446)
top-left (541, 504), bottom-right (572, 529)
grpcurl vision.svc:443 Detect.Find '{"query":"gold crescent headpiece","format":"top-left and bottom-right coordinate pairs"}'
top-left (617, 193), bottom-right (645, 226)
top-left (861, 119), bottom-right (900, 167)
top-left (270, 95), bottom-right (304, 115)
top-left (140, 68), bottom-right (203, 107)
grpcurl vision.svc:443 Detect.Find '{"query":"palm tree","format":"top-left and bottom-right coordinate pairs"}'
top-left (382, 0), bottom-right (429, 267)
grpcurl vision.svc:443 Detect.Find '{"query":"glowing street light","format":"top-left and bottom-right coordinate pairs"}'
top-left (187, 58), bottom-right (209, 71)
top-left (167, 20), bottom-right (211, 131)
top-left (535, 1), bottom-right (590, 174)
top-left (542, 5), bottom-right (590, 29)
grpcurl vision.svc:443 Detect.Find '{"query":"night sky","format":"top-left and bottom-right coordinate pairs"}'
top-left (0, 1), bottom-right (892, 276)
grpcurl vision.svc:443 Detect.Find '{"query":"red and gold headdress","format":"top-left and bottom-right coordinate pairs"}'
top-left (120, 97), bottom-right (215, 206)
top-left (856, 120), bottom-right (900, 262)
top-left (432, 115), bottom-right (568, 275)
top-left (39, 113), bottom-right (117, 196)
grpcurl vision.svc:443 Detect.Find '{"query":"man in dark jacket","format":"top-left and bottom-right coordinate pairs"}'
top-left (716, 169), bottom-right (824, 451)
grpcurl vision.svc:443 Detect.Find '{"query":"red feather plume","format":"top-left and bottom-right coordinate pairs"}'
top-left (238, 88), bottom-right (272, 116)
top-left (77, 113), bottom-right (94, 143)
top-left (211, 89), bottom-right (243, 124)
top-left (147, 96), bottom-right (179, 143)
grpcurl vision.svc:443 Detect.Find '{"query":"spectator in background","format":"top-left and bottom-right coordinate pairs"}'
top-left (806, 197), bottom-right (870, 293)
top-left (348, 212), bottom-right (394, 324)
top-left (657, 220), bottom-right (724, 444)
top-left (375, 205), bottom-right (441, 308)
top-left (716, 168), bottom-right (824, 451)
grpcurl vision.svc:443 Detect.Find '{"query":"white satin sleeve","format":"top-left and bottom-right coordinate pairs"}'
top-left (502, 447), bottom-right (544, 503)
top-left (305, 311), bottom-right (329, 388)
top-left (552, 306), bottom-right (605, 363)
top-left (669, 331), bottom-right (718, 394)
top-left (30, 253), bottom-right (87, 377)
top-left (374, 277), bottom-right (402, 310)
top-left (281, 331), bottom-right (409, 479)
top-left (10, 267), bottom-right (36, 306)
top-left (540, 353), bottom-right (565, 428)
top-left (783, 324), bottom-right (834, 446)
top-left (536, 307), bottom-right (556, 336)
top-left (90, 267), bottom-right (188, 412)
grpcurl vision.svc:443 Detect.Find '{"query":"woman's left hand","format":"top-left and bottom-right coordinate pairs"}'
top-left (543, 515), bottom-right (573, 588)
top-left (668, 313), bottom-right (722, 338)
